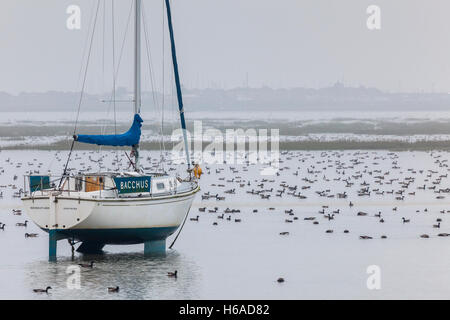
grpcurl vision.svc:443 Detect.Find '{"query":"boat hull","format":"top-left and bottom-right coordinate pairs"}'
top-left (22, 188), bottom-right (198, 245)
top-left (44, 226), bottom-right (179, 245)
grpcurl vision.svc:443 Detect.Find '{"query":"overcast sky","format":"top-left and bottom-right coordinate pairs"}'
top-left (0, 0), bottom-right (449, 94)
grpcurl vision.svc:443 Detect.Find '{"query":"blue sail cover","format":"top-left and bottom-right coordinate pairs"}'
top-left (75, 114), bottom-right (143, 147)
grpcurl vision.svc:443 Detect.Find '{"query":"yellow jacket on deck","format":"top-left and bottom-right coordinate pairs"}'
top-left (194, 165), bottom-right (202, 179)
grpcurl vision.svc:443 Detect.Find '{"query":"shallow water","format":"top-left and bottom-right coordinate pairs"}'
top-left (1, 150), bottom-right (450, 299)
top-left (4, 110), bottom-right (450, 150)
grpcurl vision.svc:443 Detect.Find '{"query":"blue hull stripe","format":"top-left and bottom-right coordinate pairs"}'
top-left (42, 226), bottom-right (178, 245)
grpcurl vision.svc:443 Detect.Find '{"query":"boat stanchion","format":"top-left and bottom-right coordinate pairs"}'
top-left (144, 239), bottom-right (166, 255)
top-left (68, 238), bottom-right (76, 260)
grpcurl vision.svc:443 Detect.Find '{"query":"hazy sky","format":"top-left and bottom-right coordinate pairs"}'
top-left (1, 0), bottom-right (450, 94)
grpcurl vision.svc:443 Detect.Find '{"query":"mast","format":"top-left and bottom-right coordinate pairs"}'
top-left (132, 0), bottom-right (141, 170)
top-left (165, 0), bottom-right (191, 171)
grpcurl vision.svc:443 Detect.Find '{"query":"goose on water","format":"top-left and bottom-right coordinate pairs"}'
top-left (25, 233), bottom-right (38, 238)
top-left (168, 270), bottom-right (178, 278)
top-left (79, 261), bottom-right (94, 268)
top-left (33, 286), bottom-right (51, 294)
top-left (16, 220), bottom-right (28, 227)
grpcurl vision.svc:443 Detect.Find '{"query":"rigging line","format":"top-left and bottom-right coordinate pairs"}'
top-left (170, 62), bottom-right (176, 151)
top-left (76, 0), bottom-right (98, 90)
top-left (160, 0), bottom-right (166, 170)
top-left (161, 0), bottom-right (165, 143)
top-left (102, 0), bottom-right (106, 92)
top-left (169, 72), bottom-right (175, 153)
top-left (97, 1), bottom-right (133, 171)
top-left (160, 77), bottom-right (166, 168)
top-left (73, 0), bottom-right (101, 136)
top-left (141, 3), bottom-right (160, 110)
top-left (142, 2), bottom-right (162, 170)
top-left (111, 0), bottom-right (120, 171)
top-left (111, 0), bottom-right (116, 136)
top-left (67, 0), bottom-right (100, 179)
top-left (59, 139), bottom-right (76, 188)
top-left (100, 0), bottom-right (134, 137)
top-left (99, 0), bottom-right (106, 170)
top-left (142, 2), bottom-right (165, 171)
top-left (169, 192), bottom-right (192, 249)
top-left (124, 151), bottom-right (138, 171)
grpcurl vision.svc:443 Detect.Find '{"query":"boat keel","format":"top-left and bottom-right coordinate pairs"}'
top-left (45, 226), bottom-right (178, 260)
top-left (76, 242), bottom-right (105, 254)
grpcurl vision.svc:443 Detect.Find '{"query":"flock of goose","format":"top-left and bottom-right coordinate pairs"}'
top-left (193, 150), bottom-right (450, 241)
top-left (31, 261), bottom-right (177, 294)
top-left (1, 149), bottom-right (450, 292)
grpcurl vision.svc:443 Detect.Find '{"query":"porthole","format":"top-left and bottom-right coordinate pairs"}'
top-left (156, 183), bottom-right (165, 190)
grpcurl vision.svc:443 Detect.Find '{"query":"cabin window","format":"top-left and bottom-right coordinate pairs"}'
top-left (75, 178), bottom-right (82, 191)
top-left (156, 182), bottom-right (165, 190)
top-left (85, 176), bottom-right (104, 192)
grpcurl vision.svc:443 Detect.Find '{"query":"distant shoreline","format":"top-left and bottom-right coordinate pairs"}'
top-left (2, 114), bottom-right (450, 151)
top-left (2, 140), bottom-right (450, 151)
top-left (2, 83), bottom-right (450, 113)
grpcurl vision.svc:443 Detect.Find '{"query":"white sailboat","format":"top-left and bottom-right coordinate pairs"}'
top-left (21, 0), bottom-right (199, 260)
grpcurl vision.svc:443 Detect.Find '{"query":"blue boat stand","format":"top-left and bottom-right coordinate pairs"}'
top-left (144, 239), bottom-right (166, 255)
top-left (48, 231), bottom-right (166, 261)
